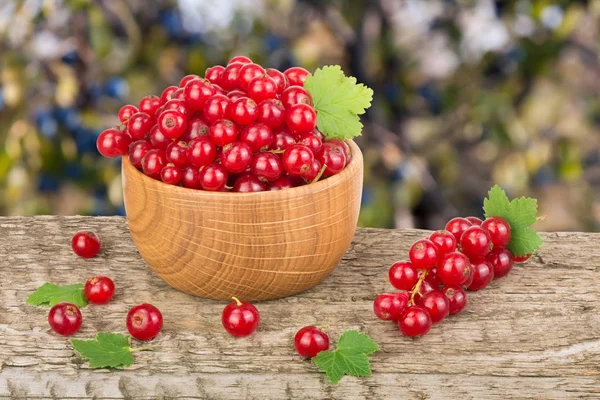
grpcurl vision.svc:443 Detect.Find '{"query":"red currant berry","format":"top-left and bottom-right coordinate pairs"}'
top-left (128, 140), bottom-right (152, 169)
top-left (437, 251), bottom-right (472, 286)
top-left (417, 290), bottom-right (449, 323)
top-left (187, 137), bottom-right (217, 167)
top-left (184, 78), bottom-right (216, 110)
top-left (442, 286), bottom-right (467, 315)
top-left (373, 292), bottom-right (409, 321)
top-left (228, 55), bottom-right (252, 65)
top-left (251, 152), bottom-right (284, 182)
top-left (127, 304), bottom-right (163, 341)
top-left (460, 226), bottom-right (493, 259)
top-left (203, 94), bottom-right (232, 124)
top-left (388, 261), bottom-right (418, 290)
top-left (445, 217), bottom-right (473, 242)
top-left (84, 276), bottom-right (115, 304)
top-left (221, 297), bottom-right (260, 337)
top-left (165, 141), bottom-right (188, 168)
top-left (284, 67), bottom-right (309, 87)
top-left (326, 139), bottom-right (351, 165)
top-left (142, 149), bottom-right (167, 179)
top-left (233, 173), bottom-right (267, 192)
top-left (428, 230), bottom-right (457, 257)
top-left (286, 104), bottom-right (317, 135)
top-left (481, 216), bottom-right (511, 248)
top-left (467, 259), bottom-right (494, 291)
top-left (297, 132), bottom-right (322, 155)
top-left (265, 68), bottom-right (288, 93)
top-left (257, 99), bottom-right (285, 128)
top-left (486, 247), bottom-right (513, 279)
top-left (466, 216), bottom-right (483, 226)
top-left (97, 128), bottom-right (131, 157)
top-left (417, 269), bottom-right (442, 297)
top-left (179, 74), bottom-right (200, 88)
top-left (158, 110), bottom-right (188, 140)
top-left (72, 231), bottom-right (101, 258)
top-left (209, 119), bottom-right (238, 147)
top-left (205, 65), bottom-right (225, 86)
top-left (182, 166), bottom-right (203, 189)
top-left (294, 326), bottom-right (330, 358)
top-left (408, 239), bottom-right (439, 270)
top-left (163, 99), bottom-right (190, 118)
top-left (127, 112), bottom-right (154, 140)
top-left (212, 84), bottom-right (226, 95)
top-left (160, 86), bottom-right (178, 104)
top-left (118, 104), bottom-right (139, 123)
top-left (269, 128), bottom-right (296, 151)
top-left (269, 176), bottom-right (295, 190)
top-left (183, 115), bottom-right (210, 141)
top-left (398, 305), bottom-right (432, 337)
top-left (247, 75), bottom-right (278, 103)
top-left (238, 63), bottom-right (266, 90)
top-left (139, 95), bottom-right (161, 116)
top-left (222, 62), bottom-right (244, 91)
top-left (48, 303), bottom-right (82, 336)
top-left (229, 97), bottom-right (259, 125)
top-left (301, 159), bottom-right (322, 181)
top-left (513, 253), bottom-right (532, 263)
top-left (463, 266), bottom-right (475, 288)
top-left (160, 164), bottom-right (182, 185)
top-left (170, 88), bottom-right (185, 101)
top-left (240, 122), bottom-right (273, 152)
top-left (280, 86), bottom-right (313, 109)
top-left (227, 89), bottom-right (246, 102)
top-left (148, 125), bottom-right (171, 150)
top-left (221, 142), bottom-right (253, 173)
top-left (200, 163), bottom-right (228, 191)
top-left (282, 144), bottom-right (314, 176)
top-left (317, 142), bottom-right (347, 177)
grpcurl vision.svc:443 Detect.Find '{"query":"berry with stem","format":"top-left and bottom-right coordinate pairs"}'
top-left (84, 276), bottom-right (115, 304)
top-left (269, 128), bottom-right (296, 151)
top-left (388, 261), bottom-right (418, 290)
top-left (72, 231), bottom-right (101, 258)
top-left (481, 216), bottom-right (511, 248)
top-left (398, 305), bottom-right (432, 337)
top-left (158, 110), bottom-right (188, 140)
top-left (437, 251), bottom-right (472, 286)
top-left (297, 132), bottom-right (323, 156)
top-left (373, 292), bottom-right (409, 321)
top-left (97, 128), bottom-right (131, 157)
top-left (442, 286), bottom-right (467, 315)
top-left (165, 141), bottom-right (188, 168)
top-left (48, 302), bottom-right (82, 336)
top-left (301, 159), bottom-right (323, 182)
top-left (294, 326), bottom-right (330, 357)
top-left (408, 239), bottom-right (439, 270)
top-left (282, 144), bottom-right (314, 176)
top-left (317, 142), bottom-right (346, 177)
top-left (183, 115), bottom-right (210, 141)
top-left (127, 304), bottom-right (163, 341)
top-left (280, 86), bottom-right (313, 109)
top-left (428, 230), bottom-right (457, 257)
top-left (417, 290), bottom-right (449, 323)
top-left (221, 297), bottom-right (260, 337)
top-left (460, 226), bottom-right (493, 259)
top-left (486, 247), bottom-right (513, 279)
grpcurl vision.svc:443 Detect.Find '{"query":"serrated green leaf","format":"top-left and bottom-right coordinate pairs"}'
top-left (336, 330), bottom-right (379, 355)
top-left (304, 65), bottom-right (373, 140)
top-left (70, 332), bottom-right (133, 368)
top-left (483, 185), bottom-right (544, 257)
top-left (27, 283), bottom-right (87, 308)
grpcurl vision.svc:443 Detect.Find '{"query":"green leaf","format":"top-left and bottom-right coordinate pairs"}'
top-left (483, 185), bottom-right (544, 257)
top-left (304, 65), bottom-right (373, 140)
top-left (70, 332), bottom-right (134, 368)
top-left (27, 283), bottom-right (87, 308)
top-left (313, 330), bottom-right (379, 384)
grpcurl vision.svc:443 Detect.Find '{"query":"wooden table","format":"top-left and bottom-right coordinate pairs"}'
top-left (1, 216), bottom-right (599, 399)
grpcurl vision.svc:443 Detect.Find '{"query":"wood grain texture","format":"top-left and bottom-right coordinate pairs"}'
top-left (1, 217), bottom-right (599, 400)
top-left (122, 140), bottom-right (363, 301)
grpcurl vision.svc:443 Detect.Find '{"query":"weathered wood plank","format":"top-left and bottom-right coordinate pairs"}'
top-left (1, 216), bottom-right (599, 399)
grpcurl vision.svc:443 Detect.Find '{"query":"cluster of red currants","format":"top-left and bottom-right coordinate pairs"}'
top-left (96, 56), bottom-right (351, 192)
top-left (374, 216), bottom-right (531, 337)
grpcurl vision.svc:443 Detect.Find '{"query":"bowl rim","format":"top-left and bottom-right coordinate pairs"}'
top-left (122, 139), bottom-right (363, 199)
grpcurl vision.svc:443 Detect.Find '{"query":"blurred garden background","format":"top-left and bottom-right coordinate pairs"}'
top-left (0, 0), bottom-right (598, 232)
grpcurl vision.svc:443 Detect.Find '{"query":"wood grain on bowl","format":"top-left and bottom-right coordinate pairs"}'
top-left (122, 140), bottom-right (363, 301)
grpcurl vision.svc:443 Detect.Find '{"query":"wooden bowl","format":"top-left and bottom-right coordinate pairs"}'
top-left (122, 140), bottom-right (363, 301)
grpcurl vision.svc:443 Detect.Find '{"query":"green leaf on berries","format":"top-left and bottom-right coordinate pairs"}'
top-left (27, 283), bottom-right (87, 308)
top-left (70, 332), bottom-right (134, 368)
top-left (304, 65), bottom-right (373, 140)
top-left (313, 330), bottom-right (379, 384)
top-left (483, 185), bottom-right (544, 257)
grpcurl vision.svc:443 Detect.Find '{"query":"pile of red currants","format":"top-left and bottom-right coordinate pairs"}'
top-left (374, 216), bottom-right (531, 337)
top-left (96, 56), bottom-right (351, 192)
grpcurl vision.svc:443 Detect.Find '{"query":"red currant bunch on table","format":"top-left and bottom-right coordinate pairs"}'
top-left (96, 56), bottom-right (353, 192)
top-left (375, 215), bottom-right (532, 337)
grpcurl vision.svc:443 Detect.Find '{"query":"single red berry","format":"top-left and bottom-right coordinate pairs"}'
top-left (222, 62), bottom-right (244, 91)
top-left (317, 142), bottom-right (346, 177)
top-left (326, 138), bottom-right (351, 165)
top-left (269, 176), bottom-right (295, 190)
top-left (118, 104), bottom-right (139, 122)
top-left (163, 99), bottom-right (190, 118)
top-left (416, 269), bottom-right (442, 297)
top-left (158, 110), bottom-right (188, 140)
top-left (205, 65), bottom-right (225, 86)
top-left (97, 128), bottom-right (131, 157)
top-left (437, 251), bottom-right (472, 286)
top-left (280, 85), bottom-right (313, 109)
top-left (142, 149), bottom-right (167, 179)
top-left (301, 159), bottom-right (322, 181)
top-left (227, 89), bottom-right (246, 102)
top-left (388, 261), bottom-right (418, 290)
top-left (466, 216), bottom-right (483, 226)
top-left (238, 63), bottom-right (266, 90)
top-left (212, 84), bottom-right (226, 95)
top-left (48, 303), bottom-right (82, 336)
top-left (160, 86), bottom-right (178, 104)
top-left (187, 137), bottom-right (217, 167)
top-left (467, 259), bottom-right (494, 291)
top-left (445, 217), bottom-right (473, 241)
top-left (148, 125), bottom-right (171, 150)
top-left (72, 231), bottom-right (101, 258)
top-left (417, 290), bottom-right (449, 323)
top-left (209, 119), bottom-right (238, 147)
top-left (297, 132), bottom-right (322, 156)
top-left (460, 226), bottom-right (493, 259)
top-left (282, 144), bottom-right (314, 176)
top-left (398, 305), bottom-right (432, 337)
top-left (221, 142), bottom-right (253, 173)
top-left (257, 99), bottom-right (285, 128)
top-left (428, 230), bottom-right (457, 257)
top-left (184, 78), bottom-right (216, 110)
top-left (233, 173), bottom-right (267, 192)
top-left (203, 94), bottom-right (232, 124)
top-left (200, 163), bottom-right (228, 191)
top-left (160, 164), bottom-right (182, 185)
top-left (221, 297), bottom-right (260, 337)
top-left (481, 216), bottom-right (512, 248)
top-left (284, 67), bottom-right (309, 87)
top-left (240, 122), bottom-right (273, 152)
top-left (294, 326), bottom-right (330, 358)
top-left (265, 68), bottom-right (288, 93)
top-left (127, 304), bottom-right (163, 341)
top-left (183, 115), bottom-right (210, 141)
top-left (462, 266), bottom-right (475, 288)
top-left (513, 253), bottom-right (532, 263)
top-left (442, 286), bottom-right (467, 315)
top-left (229, 97), bottom-right (259, 125)
top-left (170, 88), bottom-right (185, 101)
top-left (182, 167), bottom-right (203, 189)
top-left (179, 74), bottom-right (200, 88)
top-left (139, 95), bottom-right (161, 116)
top-left (84, 276), bottom-right (115, 304)
top-left (127, 112), bottom-right (154, 140)
top-left (373, 292), bottom-right (409, 321)
top-left (286, 104), bottom-right (317, 135)
top-left (269, 128), bottom-right (296, 151)
top-left (486, 247), bottom-right (513, 279)
top-left (408, 239), bottom-right (439, 270)
top-left (228, 55), bottom-right (252, 65)
top-left (128, 140), bottom-right (152, 169)
top-left (251, 152), bottom-right (284, 182)
top-left (165, 141), bottom-right (188, 168)
top-left (247, 75), bottom-right (278, 103)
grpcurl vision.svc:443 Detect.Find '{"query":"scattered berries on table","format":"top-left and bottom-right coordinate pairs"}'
top-left (84, 276), bottom-right (115, 304)
top-left (294, 326), bottom-right (330, 357)
top-left (48, 302), bottom-right (82, 336)
top-left (221, 297), bottom-right (260, 337)
top-left (71, 231), bottom-right (101, 258)
top-left (126, 303), bottom-right (163, 341)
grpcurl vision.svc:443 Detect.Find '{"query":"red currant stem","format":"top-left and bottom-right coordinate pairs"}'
top-left (268, 149), bottom-right (285, 154)
top-left (317, 324), bottom-right (328, 330)
top-left (408, 269), bottom-right (429, 306)
top-left (130, 346), bottom-right (159, 352)
top-left (224, 185), bottom-right (233, 190)
top-left (536, 215), bottom-right (547, 221)
top-left (311, 163), bottom-right (327, 184)
top-left (231, 296), bottom-right (243, 306)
